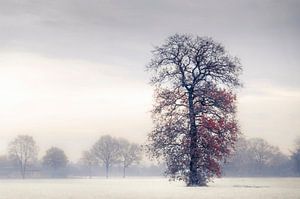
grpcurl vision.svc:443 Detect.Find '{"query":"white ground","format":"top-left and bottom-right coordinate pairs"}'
top-left (0, 177), bottom-right (299, 199)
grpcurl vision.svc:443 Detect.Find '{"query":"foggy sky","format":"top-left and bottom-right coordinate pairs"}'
top-left (0, 0), bottom-right (299, 161)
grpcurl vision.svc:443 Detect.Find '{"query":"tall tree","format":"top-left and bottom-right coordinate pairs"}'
top-left (42, 147), bottom-right (68, 177)
top-left (118, 138), bottom-right (142, 178)
top-left (92, 135), bottom-right (120, 178)
top-left (147, 34), bottom-right (242, 186)
top-left (8, 135), bottom-right (38, 179)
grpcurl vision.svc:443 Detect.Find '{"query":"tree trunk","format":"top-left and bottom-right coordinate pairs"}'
top-left (89, 166), bottom-right (92, 179)
top-left (21, 164), bottom-right (25, 179)
top-left (21, 170), bottom-right (25, 179)
top-left (187, 90), bottom-right (205, 186)
top-left (105, 164), bottom-right (109, 178)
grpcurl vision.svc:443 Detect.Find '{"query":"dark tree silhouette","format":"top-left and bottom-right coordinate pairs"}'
top-left (147, 34), bottom-right (242, 186)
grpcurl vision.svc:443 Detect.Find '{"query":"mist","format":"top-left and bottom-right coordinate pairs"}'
top-left (0, 1), bottom-right (300, 198)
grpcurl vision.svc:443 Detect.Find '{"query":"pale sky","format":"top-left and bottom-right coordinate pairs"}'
top-left (0, 0), bottom-right (299, 161)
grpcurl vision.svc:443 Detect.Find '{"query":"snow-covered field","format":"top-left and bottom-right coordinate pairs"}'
top-left (0, 177), bottom-right (299, 199)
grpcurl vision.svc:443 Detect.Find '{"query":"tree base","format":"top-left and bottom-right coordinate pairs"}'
top-left (187, 182), bottom-right (207, 187)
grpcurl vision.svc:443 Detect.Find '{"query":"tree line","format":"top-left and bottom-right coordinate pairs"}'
top-left (0, 134), bottom-right (299, 179)
top-left (0, 134), bottom-right (143, 179)
top-left (223, 137), bottom-right (300, 177)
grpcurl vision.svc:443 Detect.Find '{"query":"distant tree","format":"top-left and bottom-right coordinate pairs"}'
top-left (224, 137), bottom-right (291, 176)
top-left (0, 155), bottom-right (14, 177)
top-left (92, 135), bottom-right (120, 178)
top-left (0, 155), bottom-right (10, 168)
top-left (267, 150), bottom-right (291, 176)
top-left (118, 138), bottom-right (142, 178)
top-left (247, 138), bottom-right (279, 173)
top-left (79, 150), bottom-right (97, 178)
top-left (223, 136), bottom-right (251, 176)
top-left (147, 34), bottom-right (242, 186)
top-left (8, 135), bottom-right (38, 179)
top-left (291, 138), bottom-right (300, 175)
top-left (42, 147), bottom-right (68, 177)
top-left (292, 150), bottom-right (300, 175)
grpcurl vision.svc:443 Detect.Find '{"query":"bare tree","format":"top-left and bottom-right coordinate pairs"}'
top-left (224, 137), bottom-right (290, 176)
top-left (79, 150), bottom-right (97, 178)
top-left (42, 147), bottom-right (68, 177)
top-left (118, 138), bottom-right (142, 178)
top-left (223, 136), bottom-right (251, 176)
top-left (92, 135), bottom-right (120, 178)
top-left (8, 135), bottom-right (38, 179)
top-left (147, 34), bottom-right (242, 186)
top-left (247, 138), bottom-right (279, 173)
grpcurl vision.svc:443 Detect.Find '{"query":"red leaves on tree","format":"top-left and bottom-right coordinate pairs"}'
top-left (193, 89), bottom-right (238, 179)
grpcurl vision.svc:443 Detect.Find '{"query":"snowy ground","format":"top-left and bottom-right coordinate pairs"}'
top-left (0, 177), bottom-right (299, 199)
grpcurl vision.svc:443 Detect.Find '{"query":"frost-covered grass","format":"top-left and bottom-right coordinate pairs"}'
top-left (0, 177), bottom-right (299, 199)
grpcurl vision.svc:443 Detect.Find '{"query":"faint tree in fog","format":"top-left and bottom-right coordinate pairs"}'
top-left (0, 155), bottom-right (14, 177)
top-left (247, 138), bottom-right (279, 173)
top-left (223, 136), bottom-right (251, 176)
top-left (80, 150), bottom-right (97, 178)
top-left (118, 138), bottom-right (142, 178)
top-left (224, 137), bottom-right (291, 176)
top-left (146, 34), bottom-right (242, 186)
top-left (291, 138), bottom-right (300, 175)
top-left (0, 155), bottom-right (11, 168)
top-left (42, 147), bottom-right (68, 177)
top-left (92, 135), bottom-right (120, 178)
top-left (8, 135), bottom-right (38, 179)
